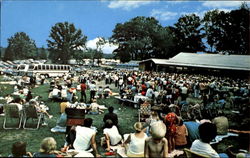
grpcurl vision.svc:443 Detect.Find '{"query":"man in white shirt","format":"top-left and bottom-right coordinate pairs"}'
top-left (191, 122), bottom-right (222, 157)
top-left (146, 86), bottom-right (154, 99)
top-left (72, 118), bottom-right (100, 157)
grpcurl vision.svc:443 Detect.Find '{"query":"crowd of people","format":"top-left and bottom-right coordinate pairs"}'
top-left (0, 68), bottom-right (249, 157)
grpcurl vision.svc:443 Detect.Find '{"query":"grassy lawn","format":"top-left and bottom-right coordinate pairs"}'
top-left (0, 81), bottom-right (138, 157)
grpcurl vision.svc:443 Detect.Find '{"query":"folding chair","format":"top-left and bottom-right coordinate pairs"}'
top-left (138, 103), bottom-right (151, 122)
top-left (23, 105), bottom-right (44, 130)
top-left (3, 104), bottom-right (23, 129)
top-left (183, 148), bottom-right (209, 158)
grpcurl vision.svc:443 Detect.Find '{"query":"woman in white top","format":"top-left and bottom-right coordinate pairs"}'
top-left (103, 119), bottom-right (122, 151)
top-left (124, 122), bottom-right (148, 157)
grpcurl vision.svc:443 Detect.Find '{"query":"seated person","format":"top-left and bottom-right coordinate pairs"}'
top-left (102, 119), bottom-right (122, 152)
top-left (51, 104), bottom-right (67, 133)
top-left (29, 99), bottom-right (53, 119)
top-left (174, 117), bottom-right (188, 149)
top-left (103, 106), bottom-right (118, 127)
top-left (103, 86), bottom-right (112, 99)
top-left (123, 122), bottom-right (148, 157)
top-left (5, 94), bottom-right (13, 104)
top-left (88, 99), bottom-right (104, 114)
top-left (183, 114), bottom-right (200, 145)
top-left (33, 137), bottom-right (59, 157)
top-left (71, 118), bottom-right (100, 157)
top-left (97, 86), bottom-right (103, 99)
top-left (144, 121), bottom-right (168, 158)
top-left (212, 111), bottom-right (229, 135)
top-left (51, 86), bottom-right (61, 100)
top-left (191, 122), bottom-right (228, 158)
top-left (9, 141), bottom-right (32, 157)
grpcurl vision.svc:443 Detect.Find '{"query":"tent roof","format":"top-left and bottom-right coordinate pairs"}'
top-left (139, 52), bottom-right (250, 71)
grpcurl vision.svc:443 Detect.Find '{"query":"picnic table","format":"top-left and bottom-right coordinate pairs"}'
top-left (115, 96), bottom-right (138, 108)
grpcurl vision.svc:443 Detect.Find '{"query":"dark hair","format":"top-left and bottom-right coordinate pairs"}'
top-left (84, 118), bottom-right (93, 127)
top-left (108, 106), bottom-right (114, 113)
top-left (104, 119), bottom-right (113, 128)
top-left (12, 141), bottom-right (27, 157)
top-left (199, 122), bottom-right (217, 143)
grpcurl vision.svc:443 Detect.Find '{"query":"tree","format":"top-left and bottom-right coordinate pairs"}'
top-left (72, 50), bottom-right (86, 65)
top-left (3, 32), bottom-right (37, 61)
top-left (38, 47), bottom-right (48, 60)
top-left (111, 16), bottom-right (174, 61)
top-left (47, 22), bottom-right (87, 64)
top-left (172, 14), bottom-right (205, 53)
top-left (202, 9), bottom-right (221, 53)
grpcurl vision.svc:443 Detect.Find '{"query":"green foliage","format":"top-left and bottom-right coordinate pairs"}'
top-left (47, 22), bottom-right (87, 64)
top-left (202, 4), bottom-right (249, 54)
top-left (3, 32), bottom-right (37, 61)
top-left (172, 14), bottom-right (205, 53)
top-left (111, 16), bottom-right (174, 61)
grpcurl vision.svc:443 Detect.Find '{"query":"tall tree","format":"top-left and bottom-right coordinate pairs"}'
top-left (3, 32), bottom-right (37, 61)
top-left (111, 16), bottom-right (173, 61)
top-left (47, 22), bottom-right (87, 64)
top-left (202, 9), bottom-right (221, 53)
top-left (172, 14), bottom-right (205, 53)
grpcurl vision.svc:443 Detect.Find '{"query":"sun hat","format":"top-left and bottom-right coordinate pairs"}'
top-left (134, 122), bottom-right (143, 132)
top-left (150, 121), bottom-right (166, 139)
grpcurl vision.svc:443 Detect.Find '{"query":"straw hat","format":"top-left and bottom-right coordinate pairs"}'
top-left (134, 122), bottom-right (143, 132)
top-left (150, 121), bottom-right (166, 139)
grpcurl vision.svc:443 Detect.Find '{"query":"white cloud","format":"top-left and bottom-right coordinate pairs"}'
top-left (86, 38), bottom-right (118, 54)
top-left (202, 1), bottom-right (249, 8)
top-left (108, 1), bottom-right (154, 11)
top-left (150, 9), bottom-right (178, 21)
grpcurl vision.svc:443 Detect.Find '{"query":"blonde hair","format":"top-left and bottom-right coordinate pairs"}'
top-left (134, 122), bottom-right (143, 132)
top-left (39, 137), bottom-right (57, 153)
top-left (150, 121), bottom-right (166, 139)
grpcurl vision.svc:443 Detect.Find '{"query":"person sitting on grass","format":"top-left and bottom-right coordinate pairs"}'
top-left (103, 106), bottom-right (118, 127)
top-left (191, 122), bottom-right (228, 158)
top-left (9, 141), bottom-right (32, 157)
top-left (33, 137), bottom-right (59, 157)
top-left (123, 122), bottom-right (148, 157)
top-left (71, 118), bottom-right (100, 157)
top-left (144, 121), bottom-right (168, 158)
top-left (102, 119), bottom-right (122, 152)
top-left (88, 99), bottom-right (104, 115)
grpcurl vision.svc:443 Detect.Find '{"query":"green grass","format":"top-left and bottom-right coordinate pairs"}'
top-left (0, 82), bottom-right (138, 157)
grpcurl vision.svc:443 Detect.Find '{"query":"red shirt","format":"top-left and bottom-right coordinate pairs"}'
top-left (81, 83), bottom-right (87, 91)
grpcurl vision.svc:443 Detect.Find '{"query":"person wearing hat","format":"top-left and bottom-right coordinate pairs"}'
top-left (144, 121), bottom-right (168, 158)
top-left (123, 122), bottom-right (148, 157)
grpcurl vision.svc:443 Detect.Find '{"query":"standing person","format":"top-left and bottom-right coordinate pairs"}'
top-left (103, 106), bottom-right (118, 127)
top-left (124, 122), bottom-right (148, 157)
top-left (72, 118), bottom-right (100, 157)
top-left (89, 81), bottom-right (97, 102)
top-left (80, 80), bottom-right (87, 103)
top-left (144, 121), bottom-right (168, 158)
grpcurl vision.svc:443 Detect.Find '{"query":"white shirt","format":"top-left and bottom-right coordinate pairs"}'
top-left (146, 88), bottom-right (154, 98)
top-left (191, 140), bottom-right (220, 157)
top-left (103, 126), bottom-right (122, 145)
top-left (89, 84), bottom-right (96, 91)
top-left (73, 126), bottom-right (96, 151)
top-left (128, 133), bottom-right (148, 155)
top-left (52, 88), bottom-right (60, 96)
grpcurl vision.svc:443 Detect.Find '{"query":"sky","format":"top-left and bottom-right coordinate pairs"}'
top-left (1, 0), bottom-right (249, 54)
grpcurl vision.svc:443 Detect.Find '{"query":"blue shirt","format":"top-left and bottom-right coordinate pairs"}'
top-left (184, 121), bottom-right (200, 143)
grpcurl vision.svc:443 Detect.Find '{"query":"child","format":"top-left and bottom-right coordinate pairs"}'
top-left (144, 121), bottom-right (168, 157)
